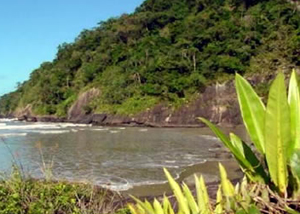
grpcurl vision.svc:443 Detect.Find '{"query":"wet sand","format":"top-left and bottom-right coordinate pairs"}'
top-left (124, 159), bottom-right (242, 197)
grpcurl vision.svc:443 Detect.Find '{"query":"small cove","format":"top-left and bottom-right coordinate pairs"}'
top-left (0, 119), bottom-right (246, 192)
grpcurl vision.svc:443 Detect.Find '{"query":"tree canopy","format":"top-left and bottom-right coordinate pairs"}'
top-left (1, 0), bottom-right (299, 116)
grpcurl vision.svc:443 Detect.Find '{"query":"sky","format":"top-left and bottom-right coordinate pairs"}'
top-left (0, 0), bottom-right (144, 96)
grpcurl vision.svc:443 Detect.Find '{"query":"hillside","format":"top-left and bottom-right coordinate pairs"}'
top-left (1, 0), bottom-right (300, 120)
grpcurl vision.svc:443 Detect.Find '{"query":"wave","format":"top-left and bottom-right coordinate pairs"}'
top-left (0, 133), bottom-right (27, 137)
top-left (38, 130), bottom-right (70, 134)
top-left (0, 118), bottom-right (18, 122)
top-left (0, 123), bottom-right (92, 131)
top-left (91, 128), bottom-right (109, 131)
top-left (201, 135), bottom-right (220, 141)
top-left (57, 123), bottom-right (92, 128)
top-left (0, 124), bottom-right (60, 130)
top-left (100, 176), bottom-right (175, 191)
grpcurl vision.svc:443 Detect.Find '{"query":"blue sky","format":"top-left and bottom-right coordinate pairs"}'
top-left (0, 0), bottom-right (144, 96)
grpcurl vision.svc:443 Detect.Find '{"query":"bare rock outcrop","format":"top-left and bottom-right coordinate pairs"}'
top-left (68, 88), bottom-right (100, 122)
top-left (14, 104), bottom-right (33, 118)
top-left (15, 74), bottom-right (273, 127)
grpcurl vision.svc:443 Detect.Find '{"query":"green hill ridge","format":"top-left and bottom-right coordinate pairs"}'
top-left (1, 0), bottom-right (300, 117)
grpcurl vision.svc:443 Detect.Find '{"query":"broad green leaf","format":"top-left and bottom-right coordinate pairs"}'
top-left (235, 73), bottom-right (266, 154)
top-left (236, 205), bottom-right (262, 214)
top-left (199, 175), bottom-right (211, 212)
top-left (182, 182), bottom-right (199, 214)
top-left (236, 209), bottom-right (247, 214)
top-left (144, 200), bottom-right (155, 214)
top-left (131, 196), bottom-right (155, 214)
top-left (163, 195), bottom-right (175, 214)
top-left (199, 118), bottom-right (233, 149)
top-left (199, 118), bottom-right (249, 164)
top-left (219, 163), bottom-right (235, 197)
top-left (290, 149), bottom-right (300, 197)
top-left (291, 150), bottom-right (300, 180)
top-left (195, 174), bottom-right (202, 211)
top-left (288, 70), bottom-right (300, 156)
top-left (128, 204), bottom-right (143, 214)
top-left (248, 205), bottom-right (262, 214)
top-left (265, 73), bottom-right (290, 194)
top-left (286, 205), bottom-right (300, 214)
top-left (164, 168), bottom-right (190, 214)
top-left (153, 199), bottom-right (164, 214)
top-left (230, 133), bottom-right (268, 183)
top-left (214, 185), bottom-right (223, 214)
top-left (200, 118), bottom-right (267, 183)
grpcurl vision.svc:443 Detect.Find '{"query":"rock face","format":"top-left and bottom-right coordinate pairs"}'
top-left (14, 104), bottom-right (33, 118)
top-left (67, 88), bottom-right (100, 122)
top-left (14, 75), bottom-right (270, 127)
top-left (132, 81), bottom-right (241, 127)
top-left (91, 80), bottom-right (241, 127)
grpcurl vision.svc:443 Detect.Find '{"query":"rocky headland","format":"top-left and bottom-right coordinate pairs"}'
top-left (9, 74), bottom-right (275, 128)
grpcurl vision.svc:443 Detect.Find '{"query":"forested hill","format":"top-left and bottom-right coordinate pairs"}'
top-left (1, 0), bottom-right (300, 117)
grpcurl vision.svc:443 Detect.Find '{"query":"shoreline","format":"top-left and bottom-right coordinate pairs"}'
top-left (2, 116), bottom-right (240, 129)
top-left (0, 117), bottom-right (243, 199)
top-left (123, 159), bottom-right (241, 198)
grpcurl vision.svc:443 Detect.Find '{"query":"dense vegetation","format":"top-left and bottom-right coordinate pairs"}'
top-left (1, 0), bottom-right (300, 116)
top-left (0, 167), bottom-right (129, 214)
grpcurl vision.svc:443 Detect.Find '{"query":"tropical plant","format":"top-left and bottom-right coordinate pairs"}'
top-left (200, 70), bottom-right (300, 199)
top-left (128, 164), bottom-right (262, 214)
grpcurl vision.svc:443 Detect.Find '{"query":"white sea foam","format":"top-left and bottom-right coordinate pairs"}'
top-left (0, 118), bottom-right (18, 122)
top-left (201, 135), bottom-right (220, 141)
top-left (165, 160), bottom-right (176, 164)
top-left (91, 128), bottom-right (109, 131)
top-left (38, 130), bottom-right (70, 134)
top-left (0, 133), bottom-right (27, 137)
top-left (0, 123), bottom-right (6, 126)
top-left (139, 129), bottom-right (148, 132)
top-left (101, 183), bottom-right (133, 191)
top-left (98, 176), bottom-right (171, 192)
top-left (57, 123), bottom-right (92, 128)
top-left (0, 124), bottom-right (59, 130)
top-left (144, 163), bottom-right (180, 169)
top-left (0, 122), bottom-right (92, 131)
top-left (110, 130), bottom-right (120, 134)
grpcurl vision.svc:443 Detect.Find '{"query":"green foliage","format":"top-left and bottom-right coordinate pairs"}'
top-left (1, 0), bottom-right (300, 116)
top-left (93, 95), bottom-right (159, 115)
top-left (201, 71), bottom-right (300, 201)
top-left (0, 167), bottom-right (123, 214)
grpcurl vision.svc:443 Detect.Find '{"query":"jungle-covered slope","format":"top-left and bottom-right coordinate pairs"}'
top-left (1, 0), bottom-right (300, 117)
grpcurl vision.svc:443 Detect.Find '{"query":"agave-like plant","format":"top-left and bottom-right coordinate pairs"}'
top-left (128, 164), bottom-right (261, 214)
top-left (200, 70), bottom-right (300, 197)
top-left (128, 71), bottom-right (300, 214)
